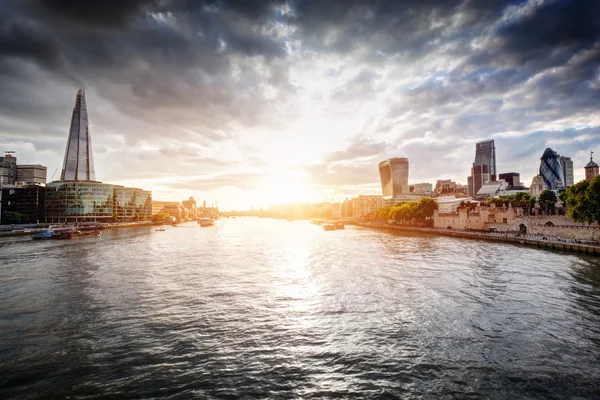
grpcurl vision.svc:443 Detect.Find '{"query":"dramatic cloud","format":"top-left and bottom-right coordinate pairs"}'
top-left (0, 0), bottom-right (599, 209)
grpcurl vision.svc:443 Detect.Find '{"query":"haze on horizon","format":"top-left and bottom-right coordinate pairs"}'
top-left (0, 0), bottom-right (598, 210)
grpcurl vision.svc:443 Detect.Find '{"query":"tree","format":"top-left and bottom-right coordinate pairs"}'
top-left (3, 212), bottom-right (23, 224)
top-left (563, 176), bottom-right (600, 224)
top-left (538, 189), bottom-right (558, 215)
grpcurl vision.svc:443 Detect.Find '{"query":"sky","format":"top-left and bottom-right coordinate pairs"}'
top-left (0, 0), bottom-right (599, 210)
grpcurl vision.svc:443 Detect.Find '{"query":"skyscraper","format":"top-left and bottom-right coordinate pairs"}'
top-left (559, 156), bottom-right (574, 187)
top-left (378, 158), bottom-right (409, 204)
top-left (467, 139), bottom-right (496, 196)
top-left (60, 88), bottom-right (96, 181)
top-left (539, 148), bottom-right (564, 190)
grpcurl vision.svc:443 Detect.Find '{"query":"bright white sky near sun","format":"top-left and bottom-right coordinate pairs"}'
top-left (0, 0), bottom-right (599, 210)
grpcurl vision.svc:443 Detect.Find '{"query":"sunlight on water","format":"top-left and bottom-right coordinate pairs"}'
top-left (0, 218), bottom-right (599, 398)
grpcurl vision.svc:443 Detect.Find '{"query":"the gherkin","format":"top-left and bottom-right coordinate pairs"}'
top-left (60, 88), bottom-right (96, 181)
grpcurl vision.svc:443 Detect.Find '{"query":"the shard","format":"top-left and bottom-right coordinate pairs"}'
top-left (60, 88), bottom-right (96, 181)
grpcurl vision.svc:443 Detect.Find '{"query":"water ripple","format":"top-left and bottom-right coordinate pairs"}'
top-left (0, 219), bottom-right (599, 399)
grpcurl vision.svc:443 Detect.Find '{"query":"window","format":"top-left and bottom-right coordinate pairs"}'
top-left (503, 218), bottom-right (507, 224)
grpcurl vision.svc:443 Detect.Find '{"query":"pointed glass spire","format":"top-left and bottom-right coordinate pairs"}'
top-left (60, 88), bottom-right (96, 181)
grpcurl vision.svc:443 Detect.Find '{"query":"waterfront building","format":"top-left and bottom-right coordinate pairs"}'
top-left (182, 196), bottom-right (197, 218)
top-left (351, 195), bottom-right (384, 218)
top-left (0, 151), bottom-right (17, 185)
top-left (330, 202), bottom-right (342, 219)
top-left (585, 151), bottom-right (598, 182)
top-left (152, 201), bottom-right (180, 216)
top-left (45, 181), bottom-right (114, 223)
top-left (1, 183), bottom-right (45, 224)
top-left (560, 156), bottom-right (574, 187)
top-left (341, 198), bottom-right (353, 218)
top-left (529, 175), bottom-right (548, 197)
top-left (61, 88), bottom-right (95, 181)
top-left (467, 140), bottom-right (497, 197)
top-left (113, 186), bottom-right (152, 221)
top-left (16, 164), bottom-right (47, 184)
top-left (44, 88), bottom-right (153, 223)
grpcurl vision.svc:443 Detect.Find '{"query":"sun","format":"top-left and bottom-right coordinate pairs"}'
top-left (259, 169), bottom-right (311, 205)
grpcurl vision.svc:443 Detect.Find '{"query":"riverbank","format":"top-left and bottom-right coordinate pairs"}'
top-left (0, 221), bottom-right (162, 238)
top-left (356, 222), bottom-right (600, 256)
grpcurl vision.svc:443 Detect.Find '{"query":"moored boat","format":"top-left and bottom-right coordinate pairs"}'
top-left (322, 223), bottom-right (336, 231)
top-left (32, 230), bottom-right (54, 240)
top-left (198, 217), bottom-right (214, 227)
top-left (334, 221), bottom-right (345, 229)
top-left (53, 230), bottom-right (101, 240)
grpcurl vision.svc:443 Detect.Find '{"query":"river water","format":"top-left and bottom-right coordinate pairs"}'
top-left (1, 219), bottom-right (599, 399)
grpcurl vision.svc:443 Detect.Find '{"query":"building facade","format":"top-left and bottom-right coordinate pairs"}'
top-left (498, 172), bottom-right (520, 188)
top-left (45, 181), bottom-right (114, 223)
top-left (560, 156), bottom-right (574, 187)
top-left (113, 186), bottom-right (152, 221)
top-left (529, 175), bottom-right (548, 197)
top-left (1, 183), bottom-right (45, 224)
top-left (378, 158), bottom-right (409, 204)
top-left (61, 88), bottom-right (96, 181)
top-left (182, 196), bottom-right (197, 218)
top-left (16, 164), bottom-right (47, 184)
top-left (539, 147), bottom-right (573, 190)
top-left (585, 151), bottom-right (598, 182)
top-left (0, 151), bottom-right (17, 185)
top-left (352, 195), bottom-right (384, 218)
top-left (468, 140), bottom-right (497, 196)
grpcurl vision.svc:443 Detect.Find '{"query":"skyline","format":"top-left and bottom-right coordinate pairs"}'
top-left (0, 1), bottom-right (599, 210)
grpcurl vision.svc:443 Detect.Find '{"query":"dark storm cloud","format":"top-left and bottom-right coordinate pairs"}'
top-left (0, 0), bottom-right (598, 189)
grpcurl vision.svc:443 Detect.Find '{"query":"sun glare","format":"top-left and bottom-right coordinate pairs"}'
top-left (260, 169), bottom-right (310, 205)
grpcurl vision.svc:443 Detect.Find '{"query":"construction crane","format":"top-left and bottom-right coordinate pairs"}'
top-left (51, 168), bottom-right (59, 181)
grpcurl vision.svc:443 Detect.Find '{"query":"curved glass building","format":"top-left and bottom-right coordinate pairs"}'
top-left (539, 148), bottom-right (564, 190)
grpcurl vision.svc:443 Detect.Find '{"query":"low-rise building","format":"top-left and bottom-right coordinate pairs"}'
top-left (352, 195), bottom-right (384, 218)
top-left (16, 164), bottom-right (47, 184)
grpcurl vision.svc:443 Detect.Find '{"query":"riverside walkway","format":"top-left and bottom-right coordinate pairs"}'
top-left (356, 222), bottom-right (600, 257)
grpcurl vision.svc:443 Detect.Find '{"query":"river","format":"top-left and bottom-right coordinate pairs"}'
top-left (1, 218), bottom-right (599, 399)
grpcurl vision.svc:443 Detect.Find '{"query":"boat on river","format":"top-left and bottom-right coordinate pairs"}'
top-left (322, 223), bottom-right (336, 231)
top-left (334, 221), bottom-right (345, 229)
top-left (31, 230), bottom-right (54, 240)
top-left (155, 227), bottom-right (168, 232)
top-left (198, 218), bottom-right (214, 227)
top-left (53, 230), bottom-right (101, 240)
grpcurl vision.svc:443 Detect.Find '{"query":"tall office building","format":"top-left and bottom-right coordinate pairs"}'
top-left (539, 148), bottom-right (565, 190)
top-left (379, 157), bottom-right (412, 205)
top-left (0, 151), bottom-right (17, 185)
top-left (61, 88), bottom-right (96, 181)
top-left (17, 165), bottom-right (47, 184)
top-left (559, 156), bottom-right (574, 187)
top-left (467, 140), bottom-right (496, 196)
top-left (46, 88), bottom-right (152, 223)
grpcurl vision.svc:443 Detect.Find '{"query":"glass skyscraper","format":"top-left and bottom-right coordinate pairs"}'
top-left (45, 88), bottom-right (153, 223)
top-left (61, 88), bottom-right (96, 181)
top-left (468, 139), bottom-right (496, 196)
top-left (539, 148), bottom-right (564, 190)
